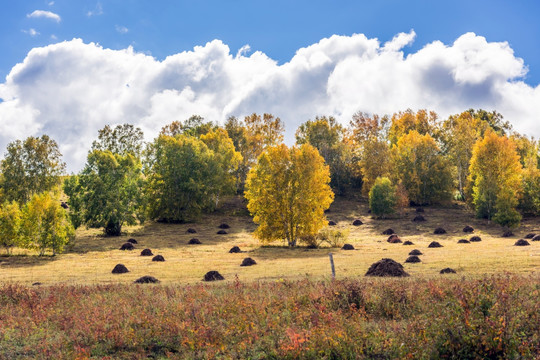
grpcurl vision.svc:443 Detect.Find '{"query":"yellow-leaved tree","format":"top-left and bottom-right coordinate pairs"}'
top-left (468, 131), bottom-right (523, 227)
top-left (244, 144), bottom-right (334, 247)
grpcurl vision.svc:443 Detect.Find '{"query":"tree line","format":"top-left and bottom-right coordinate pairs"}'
top-left (0, 109), bottom-right (538, 252)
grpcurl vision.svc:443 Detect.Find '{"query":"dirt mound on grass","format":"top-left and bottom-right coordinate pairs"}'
top-left (187, 228), bottom-right (197, 234)
top-left (463, 225), bottom-right (474, 233)
top-left (532, 235), bottom-right (540, 241)
top-left (140, 249), bottom-right (153, 256)
top-left (240, 257), bottom-right (257, 266)
top-left (514, 239), bottom-right (530, 246)
top-left (134, 275), bottom-right (159, 284)
top-left (434, 227), bottom-right (447, 234)
top-left (218, 223), bottom-right (230, 229)
top-left (469, 236), bottom-right (481, 242)
top-left (440, 268), bottom-right (457, 274)
top-left (403, 240), bottom-right (414, 245)
top-left (217, 230), bottom-right (228, 235)
top-left (127, 238), bottom-right (138, 244)
top-left (382, 228), bottom-right (395, 235)
top-left (188, 238), bottom-right (201, 245)
top-left (328, 220), bottom-right (337, 226)
top-left (152, 255), bottom-right (165, 262)
top-left (229, 246), bottom-right (242, 253)
top-left (457, 239), bottom-right (470, 244)
top-left (112, 264), bottom-right (129, 274)
top-left (428, 241), bottom-right (443, 248)
top-left (502, 230), bottom-right (514, 237)
top-left (342, 244), bottom-right (355, 250)
top-left (352, 219), bottom-right (363, 226)
top-left (415, 207), bottom-right (425, 213)
top-left (413, 215), bottom-right (426, 222)
top-left (524, 233), bottom-right (536, 239)
top-left (409, 249), bottom-right (422, 256)
top-left (405, 255), bottom-right (421, 263)
top-left (387, 235), bottom-right (402, 244)
top-left (120, 242), bottom-right (134, 251)
top-left (203, 271), bottom-right (224, 281)
top-left (365, 258), bottom-right (409, 277)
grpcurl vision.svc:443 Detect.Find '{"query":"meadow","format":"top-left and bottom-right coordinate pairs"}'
top-left (1, 197), bottom-right (539, 359)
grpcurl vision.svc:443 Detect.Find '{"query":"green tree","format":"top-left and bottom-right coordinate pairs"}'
top-left (0, 135), bottom-right (65, 203)
top-left (391, 131), bottom-right (453, 205)
top-left (91, 124), bottom-right (145, 158)
top-left (245, 144), bottom-right (334, 247)
top-left (369, 177), bottom-right (396, 218)
top-left (21, 192), bottom-right (74, 255)
top-left (64, 151), bottom-right (144, 235)
top-left (145, 134), bottom-right (225, 222)
top-left (296, 116), bottom-right (353, 194)
top-left (468, 131), bottom-right (523, 227)
top-left (160, 115), bottom-right (216, 138)
top-left (0, 201), bottom-right (22, 254)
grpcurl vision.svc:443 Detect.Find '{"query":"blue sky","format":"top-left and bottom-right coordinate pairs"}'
top-left (2, 0), bottom-right (540, 85)
top-left (0, 0), bottom-right (539, 170)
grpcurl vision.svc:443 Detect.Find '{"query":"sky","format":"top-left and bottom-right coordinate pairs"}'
top-left (1, 0), bottom-right (539, 171)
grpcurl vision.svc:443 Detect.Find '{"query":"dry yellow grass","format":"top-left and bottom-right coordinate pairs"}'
top-left (1, 196), bottom-right (539, 285)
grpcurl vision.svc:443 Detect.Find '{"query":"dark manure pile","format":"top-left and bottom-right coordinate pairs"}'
top-left (218, 223), bottom-right (230, 229)
top-left (469, 236), bottom-right (482, 242)
top-left (229, 246), bottom-right (242, 253)
top-left (152, 255), bottom-right (165, 262)
top-left (382, 228), bottom-right (395, 235)
top-left (440, 267), bottom-right (457, 274)
top-left (409, 249), bottom-right (423, 256)
top-left (119, 242), bottom-right (134, 251)
top-left (524, 233), bottom-right (536, 239)
top-left (365, 258), bottom-right (409, 277)
top-left (514, 239), bottom-right (530, 246)
top-left (240, 257), bottom-right (257, 266)
top-left (434, 227), bottom-right (446, 235)
top-left (413, 215), bottom-right (426, 222)
top-left (428, 241), bottom-right (443, 248)
top-left (502, 230), bottom-right (514, 237)
top-left (328, 220), bottom-right (337, 226)
top-left (127, 238), bottom-right (138, 244)
top-left (203, 271), bottom-right (225, 281)
top-left (463, 225), bottom-right (474, 233)
top-left (341, 244), bottom-right (355, 250)
top-left (134, 275), bottom-right (159, 284)
top-left (140, 249), bottom-right (153, 256)
top-left (352, 219), bottom-right (363, 226)
top-left (188, 238), bottom-right (201, 245)
top-left (112, 264), bottom-right (129, 274)
top-left (532, 235), bottom-right (540, 241)
top-left (187, 228), bottom-right (197, 234)
top-left (217, 230), bottom-right (228, 235)
top-left (403, 240), bottom-right (414, 245)
top-left (387, 235), bottom-right (402, 244)
top-left (405, 255), bottom-right (421, 263)
top-left (457, 239), bottom-right (470, 244)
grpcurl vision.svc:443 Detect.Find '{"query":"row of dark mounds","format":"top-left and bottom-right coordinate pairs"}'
top-left (328, 219), bottom-right (363, 226)
top-left (365, 258), bottom-right (456, 276)
top-left (186, 223), bottom-right (231, 235)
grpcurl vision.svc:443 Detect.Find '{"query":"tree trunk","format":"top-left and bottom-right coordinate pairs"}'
top-left (105, 221), bottom-right (122, 236)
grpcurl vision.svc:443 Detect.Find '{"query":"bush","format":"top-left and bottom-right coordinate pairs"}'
top-left (369, 177), bottom-right (396, 218)
top-left (318, 228), bottom-right (349, 248)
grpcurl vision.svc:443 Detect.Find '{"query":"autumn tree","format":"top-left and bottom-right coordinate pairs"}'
top-left (369, 177), bottom-right (396, 218)
top-left (64, 124), bottom-right (145, 235)
top-left (468, 131), bottom-right (523, 227)
top-left (388, 109), bottom-right (439, 145)
top-left (391, 131), bottom-right (453, 205)
top-left (0, 135), bottom-right (65, 203)
top-left (296, 116), bottom-right (353, 194)
top-left (0, 201), bottom-right (22, 254)
top-left (21, 192), bottom-right (75, 255)
top-left (244, 144), bottom-right (334, 247)
top-left (161, 115), bottom-right (216, 138)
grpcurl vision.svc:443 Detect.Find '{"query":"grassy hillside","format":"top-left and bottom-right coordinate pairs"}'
top-left (0, 196), bottom-right (538, 285)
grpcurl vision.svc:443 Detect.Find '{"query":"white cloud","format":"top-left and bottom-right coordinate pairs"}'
top-left (27, 10), bottom-right (61, 22)
top-left (115, 25), bottom-right (128, 34)
top-left (87, 3), bottom-right (103, 17)
top-left (48, 1), bottom-right (55, 6)
top-left (22, 28), bottom-right (40, 37)
top-left (50, 34), bottom-right (57, 40)
top-left (0, 32), bottom-right (539, 171)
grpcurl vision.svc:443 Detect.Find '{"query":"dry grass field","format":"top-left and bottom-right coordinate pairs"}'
top-left (1, 196), bottom-right (539, 285)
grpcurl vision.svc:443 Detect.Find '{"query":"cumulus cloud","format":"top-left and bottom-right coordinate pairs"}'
top-left (27, 10), bottom-right (61, 22)
top-left (0, 31), bottom-right (539, 171)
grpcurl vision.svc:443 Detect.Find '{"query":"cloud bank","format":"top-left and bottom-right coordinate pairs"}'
top-left (0, 31), bottom-right (539, 171)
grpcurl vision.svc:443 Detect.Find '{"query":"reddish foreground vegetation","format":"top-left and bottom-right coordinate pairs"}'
top-left (1, 275), bottom-right (539, 359)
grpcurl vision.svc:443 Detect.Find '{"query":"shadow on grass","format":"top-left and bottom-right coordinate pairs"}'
top-left (0, 254), bottom-right (58, 268)
top-left (248, 245), bottom-right (337, 260)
